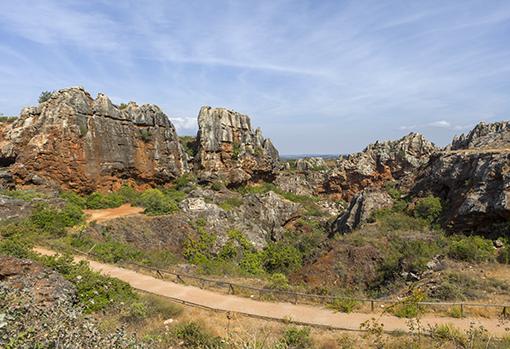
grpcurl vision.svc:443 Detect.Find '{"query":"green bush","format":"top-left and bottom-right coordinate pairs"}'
top-left (173, 322), bottom-right (224, 348)
top-left (0, 189), bottom-right (47, 201)
top-left (268, 273), bottom-right (289, 290)
top-left (30, 203), bottom-right (84, 237)
top-left (218, 197), bottom-right (243, 211)
top-left (179, 136), bottom-right (198, 158)
top-left (374, 209), bottom-right (428, 231)
top-left (138, 189), bottom-right (178, 216)
top-left (327, 298), bottom-right (360, 313)
top-left (85, 192), bottom-right (125, 209)
top-left (41, 254), bottom-right (137, 313)
top-left (262, 242), bottom-right (302, 274)
top-left (498, 247), bottom-right (510, 264)
top-left (414, 196), bottom-right (442, 223)
top-left (279, 326), bottom-right (312, 349)
top-left (391, 291), bottom-right (425, 318)
top-left (447, 235), bottom-right (495, 262)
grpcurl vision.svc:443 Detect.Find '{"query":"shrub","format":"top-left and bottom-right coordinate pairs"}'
top-left (173, 322), bottom-right (224, 348)
top-left (60, 191), bottom-right (87, 208)
top-left (239, 251), bottom-right (264, 275)
top-left (218, 197), bottom-right (243, 211)
top-left (279, 326), bottom-right (312, 349)
top-left (430, 324), bottom-right (466, 347)
top-left (0, 189), bottom-right (47, 201)
top-left (38, 90), bottom-right (53, 103)
top-left (41, 254), bottom-right (137, 313)
top-left (414, 196), bottom-right (442, 223)
top-left (391, 290), bottom-right (425, 318)
top-left (497, 244), bottom-right (510, 264)
top-left (374, 209), bottom-right (428, 231)
top-left (262, 242), bottom-right (302, 274)
top-left (30, 203), bottom-right (84, 237)
top-left (179, 136), bottom-right (198, 158)
top-left (447, 235), bottom-right (495, 262)
top-left (384, 181), bottom-right (402, 200)
top-left (327, 298), bottom-right (360, 313)
top-left (0, 235), bottom-right (35, 259)
top-left (183, 228), bottom-right (216, 265)
top-left (268, 273), bottom-right (289, 290)
top-left (85, 192), bottom-right (125, 209)
top-left (139, 129), bottom-right (152, 142)
top-left (174, 174), bottom-right (195, 191)
top-left (138, 189), bottom-right (178, 216)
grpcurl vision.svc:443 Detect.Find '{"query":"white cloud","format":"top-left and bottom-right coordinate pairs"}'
top-left (170, 117), bottom-right (197, 131)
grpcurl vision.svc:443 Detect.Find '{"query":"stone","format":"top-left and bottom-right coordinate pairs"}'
top-left (331, 188), bottom-right (393, 233)
top-left (412, 121), bottom-right (510, 235)
top-left (0, 195), bottom-right (33, 221)
top-left (451, 121), bottom-right (510, 150)
top-left (0, 87), bottom-right (188, 193)
top-left (195, 106), bottom-right (279, 184)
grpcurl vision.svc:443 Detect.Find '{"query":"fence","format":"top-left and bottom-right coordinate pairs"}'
top-left (71, 246), bottom-right (509, 318)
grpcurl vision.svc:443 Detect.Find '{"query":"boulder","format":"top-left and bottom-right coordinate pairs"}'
top-left (0, 87), bottom-right (188, 192)
top-left (332, 188), bottom-right (393, 233)
top-left (195, 106), bottom-right (279, 184)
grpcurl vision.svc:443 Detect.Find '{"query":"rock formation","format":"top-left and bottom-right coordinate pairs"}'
top-left (195, 106), bottom-right (279, 184)
top-left (0, 87), bottom-right (188, 192)
top-left (451, 121), bottom-right (510, 150)
top-left (275, 133), bottom-right (437, 201)
top-left (332, 188), bottom-right (393, 234)
top-left (412, 122), bottom-right (510, 235)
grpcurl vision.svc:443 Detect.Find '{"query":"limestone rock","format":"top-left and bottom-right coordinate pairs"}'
top-left (332, 188), bottom-right (393, 233)
top-left (195, 106), bottom-right (279, 184)
top-left (0, 87), bottom-right (188, 192)
top-left (451, 121), bottom-right (510, 150)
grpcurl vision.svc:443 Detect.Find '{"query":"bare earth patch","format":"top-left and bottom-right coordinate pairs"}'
top-left (84, 204), bottom-right (144, 223)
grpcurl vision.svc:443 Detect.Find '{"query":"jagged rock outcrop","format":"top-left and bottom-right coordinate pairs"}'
top-left (413, 122), bottom-right (510, 235)
top-left (0, 87), bottom-right (188, 192)
top-left (195, 106), bottom-right (279, 184)
top-left (451, 121), bottom-right (510, 150)
top-left (332, 188), bottom-right (393, 234)
top-left (276, 133), bottom-right (437, 201)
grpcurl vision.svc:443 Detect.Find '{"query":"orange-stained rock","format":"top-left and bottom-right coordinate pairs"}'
top-left (0, 87), bottom-right (188, 193)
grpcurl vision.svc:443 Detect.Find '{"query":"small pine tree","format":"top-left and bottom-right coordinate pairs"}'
top-left (38, 91), bottom-right (53, 103)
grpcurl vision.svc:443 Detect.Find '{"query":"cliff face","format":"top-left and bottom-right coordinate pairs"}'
top-left (0, 87), bottom-right (188, 192)
top-left (412, 121), bottom-right (510, 235)
top-left (195, 106), bottom-right (279, 184)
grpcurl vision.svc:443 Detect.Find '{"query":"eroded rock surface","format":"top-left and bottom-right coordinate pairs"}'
top-left (195, 106), bottom-right (279, 184)
top-left (0, 87), bottom-right (188, 192)
top-left (332, 188), bottom-right (393, 234)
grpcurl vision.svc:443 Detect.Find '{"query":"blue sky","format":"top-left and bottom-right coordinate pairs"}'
top-left (1, 1), bottom-right (509, 154)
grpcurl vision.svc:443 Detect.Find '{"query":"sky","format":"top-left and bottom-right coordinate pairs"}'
top-left (0, 1), bottom-right (509, 154)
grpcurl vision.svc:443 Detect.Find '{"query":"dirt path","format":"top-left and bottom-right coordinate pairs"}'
top-left (34, 247), bottom-right (509, 336)
top-left (84, 204), bottom-right (144, 223)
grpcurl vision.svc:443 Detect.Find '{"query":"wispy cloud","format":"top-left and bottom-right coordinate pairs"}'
top-left (400, 120), bottom-right (473, 131)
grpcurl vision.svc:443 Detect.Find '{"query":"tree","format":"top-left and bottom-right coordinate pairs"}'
top-left (38, 91), bottom-right (53, 103)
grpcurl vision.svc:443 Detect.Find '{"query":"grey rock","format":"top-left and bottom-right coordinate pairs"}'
top-left (332, 188), bottom-right (393, 233)
top-left (195, 106), bottom-right (279, 184)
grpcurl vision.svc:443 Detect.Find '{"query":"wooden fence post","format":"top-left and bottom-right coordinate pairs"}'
top-left (460, 303), bottom-right (464, 317)
top-left (229, 283), bottom-right (235, 295)
top-left (371, 300), bottom-right (375, 312)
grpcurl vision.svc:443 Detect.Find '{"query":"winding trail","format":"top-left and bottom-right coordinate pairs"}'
top-left (34, 247), bottom-right (509, 335)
